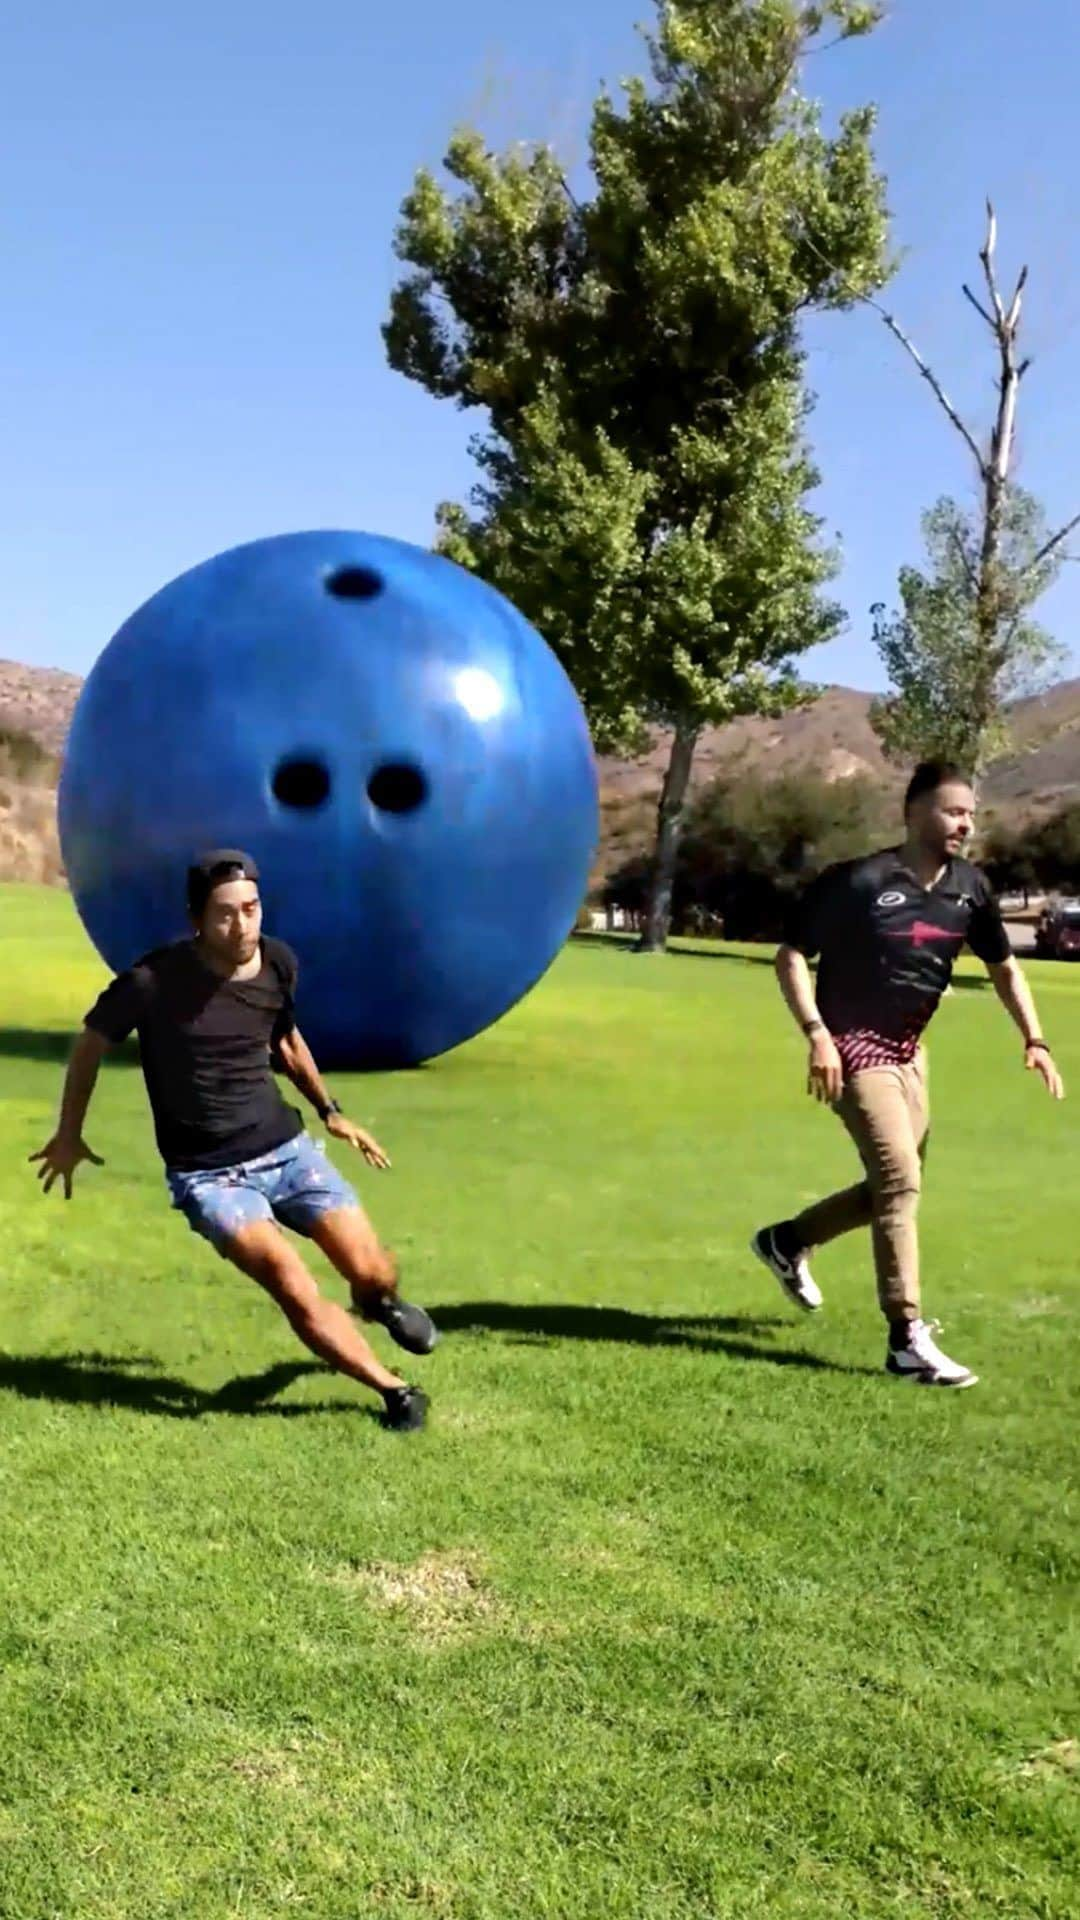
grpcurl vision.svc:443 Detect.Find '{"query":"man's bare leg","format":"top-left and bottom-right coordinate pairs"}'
top-left (224, 1218), bottom-right (408, 1400)
top-left (308, 1207), bottom-right (439, 1355)
top-left (307, 1204), bottom-right (396, 1308)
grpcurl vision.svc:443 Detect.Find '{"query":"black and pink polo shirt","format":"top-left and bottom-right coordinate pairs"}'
top-left (783, 849), bottom-right (1012, 1074)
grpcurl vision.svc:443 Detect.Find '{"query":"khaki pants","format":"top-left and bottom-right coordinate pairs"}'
top-left (792, 1052), bottom-right (929, 1322)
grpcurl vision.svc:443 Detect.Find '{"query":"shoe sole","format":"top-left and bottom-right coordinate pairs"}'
top-left (886, 1364), bottom-right (979, 1389)
top-left (385, 1324), bottom-right (439, 1357)
top-left (382, 1398), bottom-right (430, 1432)
top-left (751, 1234), bottom-right (822, 1313)
top-left (351, 1300), bottom-right (440, 1355)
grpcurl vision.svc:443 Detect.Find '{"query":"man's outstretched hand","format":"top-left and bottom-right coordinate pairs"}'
top-left (29, 1134), bottom-right (105, 1199)
top-left (326, 1111), bottom-right (391, 1170)
top-left (1025, 1044), bottom-right (1065, 1101)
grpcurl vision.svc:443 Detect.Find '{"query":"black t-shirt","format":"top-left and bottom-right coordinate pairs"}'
top-left (783, 849), bottom-right (1012, 1053)
top-left (85, 936), bottom-right (304, 1172)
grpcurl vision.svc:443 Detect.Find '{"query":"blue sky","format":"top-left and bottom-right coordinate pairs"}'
top-left (5, 0), bottom-right (1080, 690)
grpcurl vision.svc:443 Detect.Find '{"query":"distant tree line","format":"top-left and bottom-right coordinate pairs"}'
top-left (601, 771), bottom-right (1080, 938)
top-left (981, 808), bottom-right (1080, 902)
top-left (601, 769), bottom-right (894, 939)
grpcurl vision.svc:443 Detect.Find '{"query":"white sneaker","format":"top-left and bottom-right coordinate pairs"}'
top-left (885, 1319), bottom-right (978, 1389)
top-left (752, 1225), bottom-right (823, 1312)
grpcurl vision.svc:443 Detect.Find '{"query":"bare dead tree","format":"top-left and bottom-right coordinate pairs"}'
top-left (867, 206), bottom-right (1080, 756)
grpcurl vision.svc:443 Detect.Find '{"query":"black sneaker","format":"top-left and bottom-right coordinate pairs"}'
top-left (361, 1292), bottom-right (439, 1356)
top-left (381, 1384), bottom-right (429, 1432)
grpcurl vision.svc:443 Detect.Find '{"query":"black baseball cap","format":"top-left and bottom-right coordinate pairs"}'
top-left (186, 848), bottom-right (260, 915)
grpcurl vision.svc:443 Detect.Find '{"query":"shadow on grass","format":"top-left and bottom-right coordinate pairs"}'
top-left (571, 932), bottom-right (777, 968)
top-left (4, 1314), bottom-right (876, 1413)
top-left (0, 1028), bottom-right (143, 1066)
top-left (435, 1303), bottom-right (877, 1376)
top-left (569, 933), bottom-right (990, 990)
top-left (0, 1351), bottom-right (381, 1420)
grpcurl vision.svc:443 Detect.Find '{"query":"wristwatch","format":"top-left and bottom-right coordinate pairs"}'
top-left (317, 1097), bottom-right (343, 1123)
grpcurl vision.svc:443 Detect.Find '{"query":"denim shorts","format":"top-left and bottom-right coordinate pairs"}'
top-left (166, 1133), bottom-right (359, 1255)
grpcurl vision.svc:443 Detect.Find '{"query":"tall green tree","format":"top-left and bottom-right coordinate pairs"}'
top-left (385, 0), bottom-right (891, 948)
top-left (869, 210), bottom-right (1080, 772)
top-left (870, 490), bottom-right (1065, 769)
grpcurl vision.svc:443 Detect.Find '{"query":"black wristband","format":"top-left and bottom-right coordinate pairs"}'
top-left (1025, 1039), bottom-right (1049, 1054)
top-left (318, 1097), bottom-right (342, 1123)
top-left (803, 1019), bottom-right (826, 1038)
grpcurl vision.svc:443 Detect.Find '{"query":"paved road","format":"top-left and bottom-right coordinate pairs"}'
top-left (1005, 920), bottom-right (1036, 955)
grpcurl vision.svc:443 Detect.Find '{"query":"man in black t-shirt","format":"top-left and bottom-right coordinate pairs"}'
top-left (753, 763), bottom-right (1063, 1388)
top-left (31, 851), bottom-right (436, 1432)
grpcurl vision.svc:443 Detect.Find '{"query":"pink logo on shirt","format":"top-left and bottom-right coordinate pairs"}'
top-left (885, 920), bottom-right (960, 950)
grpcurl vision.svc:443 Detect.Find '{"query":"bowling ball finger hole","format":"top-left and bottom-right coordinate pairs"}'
top-left (367, 763), bottom-right (428, 815)
top-left (272, 758), bottom-right (332, 810)
top-left (325, 565), bottom-right (383, 601)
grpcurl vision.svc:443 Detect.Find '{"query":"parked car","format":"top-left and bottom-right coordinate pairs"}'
top-left (1034, 902), bottom-right (1080, 959)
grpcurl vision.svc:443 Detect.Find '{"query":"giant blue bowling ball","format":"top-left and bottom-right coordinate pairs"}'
top-left (59, 531), bottom-right (598, 1067)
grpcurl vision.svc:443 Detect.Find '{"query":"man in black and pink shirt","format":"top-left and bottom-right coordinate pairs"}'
top-left (754, 761), bottom-right (1063, 1388)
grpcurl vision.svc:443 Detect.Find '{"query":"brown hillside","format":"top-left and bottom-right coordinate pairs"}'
top-left (0, 658), bottom-right (81, 756)
top-left (599, 682), bottom-right (1080, 876)
top-left (597, 689), bottom-right (895, 880)
top-left (0, 658), bottom-right (79, 884)
top-left (980, 679), bottom-right (1080, 812)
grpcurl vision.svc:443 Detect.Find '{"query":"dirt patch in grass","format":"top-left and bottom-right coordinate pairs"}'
top-left (1013, 1737), bottom-right (1079, 1782)
top-left (1013, 1294), bottom-right (1066, 1319)
top-left (228, 1746), bottom-right (304, 1790)
top-left (320, 1552), bottom-right (501, 1643)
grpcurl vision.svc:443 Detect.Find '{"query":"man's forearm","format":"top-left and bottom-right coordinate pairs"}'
top-left (57, 1029), bottom-right (108, 1140)
top-left (988, 958), bottom-right (1045, 1046)
top-left (775, 945), bottom-right (825, 1035)
top-left (279, 1032), bottom-right (335, 1115)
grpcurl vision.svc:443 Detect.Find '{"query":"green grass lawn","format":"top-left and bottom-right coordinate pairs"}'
top-left (1, 883), bottom-right (1077, 1919)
